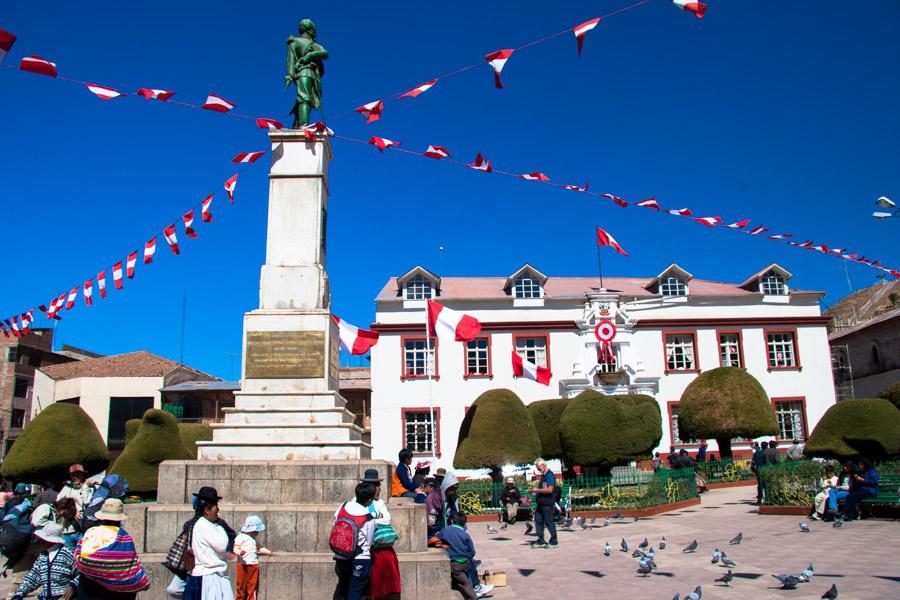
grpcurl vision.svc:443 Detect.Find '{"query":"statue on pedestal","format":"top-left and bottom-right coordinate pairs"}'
top-left (285, 19), bottom-right (329, 129)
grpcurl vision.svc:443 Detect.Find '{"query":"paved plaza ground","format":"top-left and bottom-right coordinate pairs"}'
top-left (468, 485), bottom-right (899, 599)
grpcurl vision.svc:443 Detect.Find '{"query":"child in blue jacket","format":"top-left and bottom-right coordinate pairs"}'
top-left (436, 513), bottom-right (493, 599)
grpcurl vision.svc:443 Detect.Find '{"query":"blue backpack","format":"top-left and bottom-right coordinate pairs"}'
top-left (82, 474), bottom-right (129, 527)
top-left (0, 498), bottom-right (34, 568)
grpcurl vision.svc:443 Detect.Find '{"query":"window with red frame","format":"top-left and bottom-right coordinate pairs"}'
top-left (665, 334), bottom-right (696, 371)
top-left (766, 332), bottom-right (797, 368)
top-left (515, 336), bottom-right (548, 367)
top-left (403, 338), bottom-right (435, 377)
top-left (719, 333), bottom-right (742, 368)
top-left (465, 338), bottom-right (491, 376)
top-left (774, 399), bottom-right (806, 440)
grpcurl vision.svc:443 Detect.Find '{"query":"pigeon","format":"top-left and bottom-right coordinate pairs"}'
top-left (637, 561), bottom-right (653, 577)
top-left (590, 517), bottom-right (597, 525)
top-left (799, 563), bottom-right (814, 582)
top-left (639, 538), bottom-right (649, 549)
top-left (821, 583), bottom-right (838, 599)
top-left (659, 536), bottom-right (667, 550)
top-left (499, 522), bottom-right (508, 531)
top-left (524, 521), bottom-right (534, 535)
top-left (711, 548), bottom-right (721, 564)
top-left (634, 516), bottom-right (640, 522)
top-left (611, 512), bottom-right (624, 519)
top-left (486, 524), bottom-right (498, 534)
top-left (602, 518), bottom-right (610, 527)
top-left (800, 522), bottom-right (811, 533)
top-left (729, 532), bottom-right (743, 545)
top-left (685, 585), bottom-right (702, 600)
top-left (563, 516), bottom-right (574, 529)
top-left (772, 574), bottom-right (802, 589)
top-left (580, 518), bottom-right (590, 531)
top-left (621, 538), bottom-right (629, 552)
top-left (603, 542), bottom-right (611, 556)
top-left (715, 569), bottom-right (733, 587)
top-left (683, 539), bottom-right (698, 553)
top-left (833, 515), bottom-right (844, 528)
top-left (720, 552), bottom-right (736, 568)
top-left (632, 549), bottom-right (644, 558)
top-left (672, 595), bottom-right (680, 600)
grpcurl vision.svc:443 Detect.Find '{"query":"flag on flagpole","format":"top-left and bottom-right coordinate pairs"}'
top-left (512, 351), bottom-right (552, 385)
top-left (427, 300), bottom-right (482, 342)
top-left (331, 314), bottom-right (380, 355)
top-left (596, 226), bottom-right (628, 256)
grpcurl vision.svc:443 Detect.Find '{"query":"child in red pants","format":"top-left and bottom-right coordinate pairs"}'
top-left (234, 516), bottom-right (278, 600)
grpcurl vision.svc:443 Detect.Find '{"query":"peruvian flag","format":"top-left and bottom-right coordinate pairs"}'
top-left (331, 314), bottom-right (380, 355)
top-left (5, 319), bottom-right (20, 337)
top-left (635, 197), bottom-right (660, 211)
top-left (790, 240), bottom-right (813, 248)
top-left (255, 117), bottom-right (283, 130)
top-left (164, 225), bottom-right (180, 254)
top-left (424, 145), bottom-right (451, 159)
top-left (725, 219), bottom-right (751, 228)
top-left (596, 226), bottom-right (628, 256)
top-left (144, 237), bottom-right (157, 264)
top-left (520, 172), bottom-right (550, 182)
top-left (126, 251), bottom-right (138, 278)
top-left (693, 216), bottom-right (722, 227)
top-left (355, 100), bottom-right (384, 123)
top-left (601, 193), bottom-right (627, 207)
top-left (21, 311), bottom-right (33, 335)
top-left (485, 49), bottom-right (514, 88)
top-left (667, 208), bottom-right (693, 217)
top-left (20, 55), bottom-right (57, 77)
top-left (97, 271), bottom-right (107, 298)
top-left (112, 262), bottom-right (124, 289)
top-left (183, 210), bottom-right (198, 239)
top-left (224, 174), bottom-right (238, 204)
top-left (303, 121), bottom-right (334, 136)
top-left (400, 79), bottom-right (438, 99)
top-left (201, 195), bottom-right (213, 222)
top-left (10, 317), bottom-right (22, 337)
top-left (673, 0), bottom-right (707, 19)
top-left (467, 153), bottom-right (492, 172)
top-left (66, 287), bottom-right (78, 310)
top-left (565, 182), bottom-right (590, 192)
top-left (746, 226), bottom-right (769, 235)
top-left (768, 233), bottom-right (793, 240)
top-left (55, 292), bottom-right (68, 314)
top-left (84, 279), bottom-right (93, 306)
top-left (232, 151), bottom-right (265, 164)
top-left (427, 300), bottom-right (482, 343)
top-left (203, 93), bottom-right (235, 113)
top-left (369, 136), bottom-right (401, 152)
top-left (512, 351), bottom-right (552, 385)
top-left (136, 88), bottom-right (175, 101)
top-left (0, 29), bottom-right (16, 64)
top-left (86, 83), bottom-right (124, 100)
top-left (572, 17), bottom-right (601, 57)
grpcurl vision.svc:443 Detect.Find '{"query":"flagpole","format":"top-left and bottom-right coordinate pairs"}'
top-left (425, 305), bottom-right (437, 463)
top-left (596, 241), bottom-right (604, 289)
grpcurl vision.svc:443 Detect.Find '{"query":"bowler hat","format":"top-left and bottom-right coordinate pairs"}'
top-left (360, 469), bottom-right (382, 483)
top-left (193, 486), bottom-right (223, 503)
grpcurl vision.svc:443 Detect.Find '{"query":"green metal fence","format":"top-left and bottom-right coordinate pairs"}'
top-left (759, 460), bottom-right (900, 506)
top-left (695, 458), bottom-right (756, 484)
top-left (456, 468), bottom-right (697, 515)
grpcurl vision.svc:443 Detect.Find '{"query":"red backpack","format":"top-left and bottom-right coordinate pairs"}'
top-left (329, 503), bottom-right (373, 559)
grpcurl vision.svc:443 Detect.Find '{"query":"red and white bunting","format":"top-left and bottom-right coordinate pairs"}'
top-left (22, 311), bottom-right (34, 335)
top-left (520, 172), bottom-right (550, 182)
top-left (666, 208), bottom-right (693, 217)
top-left (572, 17), bottom-right (601, 57)
top-left (790, 240), bottom-right (813, 248)
top-left (97, 271), bottom-right (107, 298)
top-left (811, 245), bottom-right (829, 253)
top-left (399, 79), bottom-right (438, 99)
top-left (423, 145), bottom-right (451, 159)
top-left (369, 137), bottom-right (401, 152)
top-left (596, 226), bottom-right (628, 256)
top-left (65, 287), bottom-right (78, 310)
top-left (635, 198), bottom-right (660, 211)
top-left (224, 174), bottom-right (238, 204)
top-left (202, 94), bottom-right (235, 113)
top-left (86, 83), bottom-right (124, 100)
top-left (601, 193), bottom-right (627, 207)
top-left (467, 153), bottom-right (492, 172)
top-left (84, 279), bottom-right (93, 306)
top-left (485, 49), bottom-right (514, 89)
top-left (829, 248), bottom-right (846, 255)
top-left (726, 219), bottom-right (751, 228)
top-left (427, 300), bottom-right (482, 343)
top-left (126, 251), bottom-right (138, 278)
top-left (767, 233), bottom-right (793, 240)
top-left (112, 262), bottom-right (124, 289)
top-left (355, 100), bottom-right (384, 124)
top-left (55, 292), bottom-right (68, 314)
top-left (331, 314), bottom-right (380, 356)
top-left (564, 182), bottom-right (590, 192)
top-left (746, 226), bottom-right (769, 235)
top-left (163, 224), bottom-right (180, 255)
top-left (0, 29), bottom-right (16, 64)
top-left (512, 351), bottom-right (552, 385)
top-left (144, 237), bottom-right (157, 264)
top-left (10, 317), bottom-right (22, 337)
top-left (4, 319), bottom-right (19, 337)
top-left (693, 216), bottom-right (722, 227)
top-left (20, 55), bottom-right (57, 78)
top-left (136, 88), bottom-right (175, 101)
top-left (201, 195), bottom-right (213, 223)
top-left (673, 0), bottom-right (707, 19)
top-left (183, 209), bottom-right (198, 239)
top-left (255, 118), bottom-right (283, 130)
top-left (302, 121), bottom-right (335, 136)
top-left (232, 151), bottom-right (265, 164)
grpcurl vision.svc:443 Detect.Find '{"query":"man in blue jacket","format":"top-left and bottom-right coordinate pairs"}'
top-left (841, 457), bottom-right (880, 521)
top-left (436, 513), bottom-right (493, 599)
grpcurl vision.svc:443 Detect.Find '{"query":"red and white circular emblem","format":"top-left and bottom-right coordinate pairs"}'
top-left (594, 320), bottom-right (617, 342)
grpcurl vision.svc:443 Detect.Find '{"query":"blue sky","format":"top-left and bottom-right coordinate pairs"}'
top-left (1, 0), bottom-right (898, 378)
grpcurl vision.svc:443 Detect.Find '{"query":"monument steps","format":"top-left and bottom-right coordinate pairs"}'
top-left (230, 391), bottom-right (349, 410)
top-left (222, 406), bottom-right (357, 425)
top-left (195, 440), bottom-right (372, 461)
top-left (208, 422), bottom-right (364, 444)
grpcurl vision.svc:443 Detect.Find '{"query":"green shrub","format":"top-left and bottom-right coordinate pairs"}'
top-left (526, 398), bottom-right (570, 459)
top-left (109, 409), bottom-right (192, 494)
top-left (1, 403), bottom-right (109, 483)
top-left (805, 398), bottom-right (900, 459)
top-left (454, 389), bottom-right (541, 469)
top-left (126, 418), bottom-right (211, 459)
top-left (881, 382), bottom-right (900, 411)
top-left (558, 390), bottom-right (662, 472)
top-left (678, 367), bottom-right (777, 459)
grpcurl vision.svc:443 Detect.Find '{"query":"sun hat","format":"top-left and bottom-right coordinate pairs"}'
top-left (193, 486), bottom-right (223, 503)
top-left (415, 460), bottom-right (432, 470)
top-left (435, 468), bottom-right (447, 477)
top-left (506, 477), bottom-right (515, 484)
top-left (69, 464), bottom-right (86, 474)
top-left (35, 523), bottom-right (65, 544)
top-left (95, 498), bottom-right (128, 522)
top-left (360, 469), bottom-right (383, 483)
top-left (241, 515), bottom-right (266, 533)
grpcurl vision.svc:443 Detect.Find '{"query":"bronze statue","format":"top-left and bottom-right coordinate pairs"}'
top-left (285, 19), bottom-right (329, 128)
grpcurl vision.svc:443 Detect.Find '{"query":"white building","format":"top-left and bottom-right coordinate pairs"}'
top-left (369, 263), bottom-right (837, 468)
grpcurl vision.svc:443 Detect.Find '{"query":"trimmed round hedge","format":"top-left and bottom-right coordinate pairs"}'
top-left (526, 398), bottom-right (570, 459)
top-left (805, 398), bottom-right (900, 459)
top-left (454, 389), bottom-right (541, 469)
top-left (559, 390), bottom-right (661, 471)
top-left (881, 382), bottom-right (900, 411)
top-left (110, 409), bottom-right (192, 493)
top-left (125, 418), bottom-right (212, 459)
top-left (1, 403), bottom-right (109, 483)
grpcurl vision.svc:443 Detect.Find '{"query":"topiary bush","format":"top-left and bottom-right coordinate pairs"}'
top-left (109, 409), bottom-right (192, 494)
top-left (678, 367), bottom-right (777, 459)
top-left (454, 389), bottom-right (541, 469)
top-left (1, 403), bottom-right (109, 483)
top-left (881, 382), bottom-right (900, 411)
top-left (805, 398), bottom-right (900, 459)
top-left (125, 418), bottom-right (211, 459)
top-left (526, 398), bottom-right (570, 459)
top-left (559, 390), bottom-right (662, 475)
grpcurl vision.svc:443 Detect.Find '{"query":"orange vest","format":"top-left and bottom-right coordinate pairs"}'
top-left (391, 464), bottom-right (407, 497)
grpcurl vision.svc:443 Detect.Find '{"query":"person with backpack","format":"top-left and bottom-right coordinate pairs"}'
top-left (356, 470), bottom-right (400, 600)
top-left (57, 465), bottom-right (95, 517)
top-left (330, 482), bottom-right (377, 600)
top-left (9, 523), bottom-right (78, 600)
top-left (2, 484), bottom-right (38, 597)
top-left (183, 486), bottom-right (237, 600)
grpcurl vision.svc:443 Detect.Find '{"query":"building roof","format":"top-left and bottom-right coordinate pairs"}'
top-left (39, 351), bottom-right (217, 381)
top-left (825, 279), bottom-right (900, 330)
top-left (339, 367), bottom-right (371, 390)
top-left (160, 380), bottom-right (240, 392)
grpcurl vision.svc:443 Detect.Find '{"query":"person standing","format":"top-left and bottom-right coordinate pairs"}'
top-left (234, 516), bottom-right (278, 600)
top-left (531, 459), bottom-right (558, 549)
top-left (499, 478), bottom-right (521, 524)
top-left (9, 524), bottom-right (78, 600)
top-left (357, 470), bottom-right (401, 600)
top-left (184, 487), bottom-right (236, 600)
top-left (696, 441), bottom-right (708, 463)
top-left (332, 483), bottom-right (377, 600)
top-left (764, 440), bottom-right (780, 465)
top-left (751, 441), bottom-right (767, 504)
top-left (57, 465), bottom-right (94, 517)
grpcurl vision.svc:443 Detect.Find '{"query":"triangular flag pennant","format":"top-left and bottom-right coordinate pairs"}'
top-left (572, 18), bottom-right (601, 57)
top-left (86, 83), bottom-right (125, 100)
top-left (201, 195), bottom-right (213, 223)
top-left (369, 137), bottom-right (401, 152)
top-left (202, 94), bottom-right (235, 113)
top-left (331, 314), bottom-right (380, 355)
top-left (255, 117), bottom-right (283, 130)
top-left (519, 172), bottom-right (550, 182)
top-left (467, 153), bottom-right (492, 172)
top-left (136, 88), bottom-right (175, 101)
top-left (423, 145), bottom-right (451, 159)
top-left (596, 226), bottom-right (629, 256)
top-left (726, 219), bottom-right (751, 228)
top-left (427, 300), bottom-right (482, 342)
top-left (97, 271), bottom-right (107, 298)
top-left (693, 216), bottom-right (722, 227)
top-left (399, 79), bottom-right (438, 99)
top-left (601, 193), bottom-right (627, 207)
top-left (0, 29), bottom-right (17, 64)
top-left (126, 251), bottom-right (138, 278)
top-left (673, 0), bottom-right (707, 19)
top-left (20, 55), bottom-right (57, 78)
top-left (112, 262), bottom-right (124, 290)
top-left (84, 279), bottom-right (93, 306)
top-left (355, 100), bottom-right (384, 123)
top-left (666, 208), bottom-right (694, 217)
top-left (224, 174), bottom-right (238, 204)
top-left (485, 49), bottom-right (514, 88)
top-left (565, 183), bottom-right (590, 192)
top-left (635, 198), bottom-right (660, 211)
top-left (231, 151), bottom-right (265, 163)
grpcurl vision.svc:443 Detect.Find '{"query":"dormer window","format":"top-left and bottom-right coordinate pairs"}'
top-left (513, 276), bottom-right (543, 299)
top-left (659, 276), bottom-right (688, 297)
top-left (405, 275), bottom-right (432, 300)
top-left (760, 271), bottom-right (787, 296)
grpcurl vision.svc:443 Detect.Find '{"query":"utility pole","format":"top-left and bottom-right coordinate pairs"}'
top-left (179, 291), bottom-right (187, 364)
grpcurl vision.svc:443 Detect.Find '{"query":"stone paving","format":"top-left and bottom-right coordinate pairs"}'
top-left (467, 485), bottom-right (899, 599)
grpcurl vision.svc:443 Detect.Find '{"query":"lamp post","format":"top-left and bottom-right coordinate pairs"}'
top-left (873, 196), bottom-right (898, 220)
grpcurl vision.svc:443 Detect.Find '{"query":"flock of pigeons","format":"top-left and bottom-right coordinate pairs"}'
top-left (486, 516), bottom-right (841, 599)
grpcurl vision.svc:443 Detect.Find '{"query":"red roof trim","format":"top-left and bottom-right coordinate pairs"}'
top-left (371, 320), bottom-right (578, 333)
top-left (633, 316), bottom-right (830, 329)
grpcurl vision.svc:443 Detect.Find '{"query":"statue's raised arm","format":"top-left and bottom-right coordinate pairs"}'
top-left (284, 19), bottom-right (329, 128)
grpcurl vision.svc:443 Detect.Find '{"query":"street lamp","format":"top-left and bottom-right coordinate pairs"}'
top-left (872, 196), bottom-right (898, 220)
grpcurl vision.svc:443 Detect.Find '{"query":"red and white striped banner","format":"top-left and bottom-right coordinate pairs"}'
top-left (202, 94), bottom-right (235, 113)
top-left (112, 262), bottom-right (124, 289)
top-left (85, 83), bottom-right (124, 100)
top-left (163, 224), bottom-right (180, 255)
top-left (182, 209), bottom-right (198, 239)
top-left (201, 195), bottom-right (213, 223)
top-left (126, 251), bottom-right (138, 278)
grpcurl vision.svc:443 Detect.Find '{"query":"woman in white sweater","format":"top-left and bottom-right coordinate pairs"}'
top-left (183, 487), bottom-right (236, 600)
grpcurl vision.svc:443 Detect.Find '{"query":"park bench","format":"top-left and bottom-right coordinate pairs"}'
top-left (860, 473), bottom-right (900, 516)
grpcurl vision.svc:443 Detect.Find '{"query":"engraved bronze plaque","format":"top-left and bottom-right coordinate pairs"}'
top-left (245, 331), bottom-right (325, 378)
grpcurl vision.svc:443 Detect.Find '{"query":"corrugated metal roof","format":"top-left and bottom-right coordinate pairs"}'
top-left (160, 380), bottom-right (240, 392)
